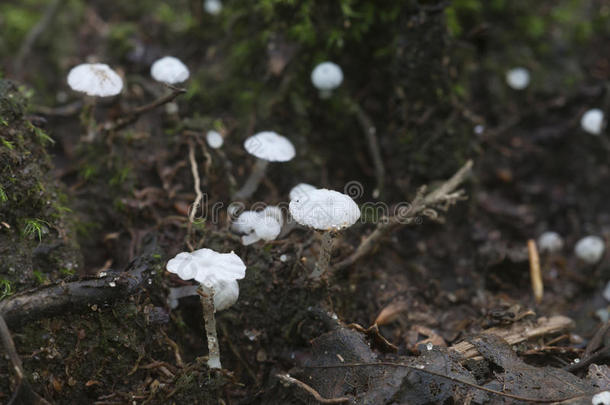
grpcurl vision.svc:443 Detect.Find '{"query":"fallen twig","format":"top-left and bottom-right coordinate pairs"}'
top-left (276, 373), bottom-right (350, 404)
top-left (528, 239), bottom-right (543, 303)
top-left (333, 160), bottom-right (473, 271)
top-left (186, 138), bottom-right (203, 251)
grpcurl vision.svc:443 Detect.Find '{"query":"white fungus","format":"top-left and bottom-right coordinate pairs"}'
top-left (592, 391), bottom-right (610, 405)
top-left (244, 131), bottom-right (295, 162)
top-left (206, 130), bottom-right (224, 149)
top-left (505, 67), bottom-right (530, 90)
top-left (150, 56), bottom-right (190, 84)
top-left (204, 0), bottom-right (222, 15)
top-left (311, 62), bottom-right (344, 98)
top-left (574, 236), bottom-right (605, 264)
top-left (537, 231), bottom-right (564, 254)
top-left (67, 63), bottom-right (123, 97)
top-left (232, 207), bottom-right (284, 246)
top-left (289, 188), bottom-right (360, 231)
top-left (289, 183), bottom-right (317, 201)
top-left (581, 108), bottom-right (605, 135)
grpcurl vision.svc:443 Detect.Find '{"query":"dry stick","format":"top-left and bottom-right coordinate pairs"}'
top-left (186, 138), bottom-right (203, 251)
top-left (528, 239), bottom-right (544, 303)
top-left (333, 160), bottom-right (473, 271)
top-left (100, 85), bottom-right (186, 133)
top-left (13, 0), bottom-right (64, 75)
top-left (349, 100), bottom-right (385, 198)
top-left (304, 361), bottom-right (589, 403)
top-left (276, 373), bottom-right (350, 404)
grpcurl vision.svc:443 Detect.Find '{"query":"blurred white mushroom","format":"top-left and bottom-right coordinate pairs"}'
top-left (505, 67), bottom-right (530, 90)
top-left (537, 231), bottom-right (563, 254)
top-left (166, 248), bottom-right (246, 369)
top-left (204, 0), bottom-right (222, 15)
top-left (311, 61), bottom-right (343, 98)
top-left (581, 108), bottom-right (605, 135)
top-left (289, 183), bottom-right (317, 201)
top-left (67, 63), bottom-right (123, 97)
top-left (289, 189), bottom-right (360, 279)
top-left (235, 131), bottom-right (295, 199)
top-left (232, 207), bottom-right (284, 245)
top-left (574, 236), bottom-right (605, 264)
top-left (206, 130), bottom-right (224, 149)
top-left (151, 56), bottom-right (190, 85)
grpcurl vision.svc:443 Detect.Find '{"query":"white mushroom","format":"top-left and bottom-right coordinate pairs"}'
top-left (204, 0), bottom-right (222, 15)
top-left (166, 248), bottom-right (246, 369)
top-left (289, 189), bottom-right (360, 279)
top-left (150, 56), bottom-right (190, 85)
top-left (537, 231), bottom-right (563, 254)
top-left (311, 61), bottom-right (343, 98)
top-left (232, 207), bottom-right (283, 246)
top-left (505, 67), bottom-right (530, 90)
top-left (67, 63), bottom-right (123, 97)
top-left (206, 130), bottom-right (224, 149)
top-left (234, 131), bottom-right (295, 199)
top-left (289, 183), bottom-right (317, 201)
top-left (581, 108), bottom-right (605, 135)
top-left (593, 391), bottom-right (610, 405)
top-left (574, 236), bottom-right (605, 264)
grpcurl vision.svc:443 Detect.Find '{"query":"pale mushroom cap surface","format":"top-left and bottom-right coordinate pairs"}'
top-left (166, 248), bottom-right (246, 286)
top-left (254, 218), bottom-right (282, 241)
top-left (311, 62), bottom-right (343, 91)
top-left (574, 235), bottom-right (605, 264)
top-left (204, 0), bottom-right (222, 15)
top-left (206, 130), bottom-right (224, 149)
top-left (212, 278), bottom-right (239, 310)
top-left (505, 67), bottom-right (530, 90)
top-left (67, 63), bottom-right (123, 97)
top-left (244, 131), bottom-right (295, 162)
top-left (151, 56), bottom-right (190, 84)
top-left (537, 231), bottom-right (563, 253)
top-left (289, 183), bottom-right (317, 201)
top-left (231, 210), bottom-right (262, 234)
top-left (289, 188), bottom-right (361, 231)
top-left (233, 208), bottom-right (283, 245)
top-left (592, 391), bottom-right (610, 405)
top-left (581, 108), bottom-right (604, 135)
top-left (262, 205), bottom-right (284, 227)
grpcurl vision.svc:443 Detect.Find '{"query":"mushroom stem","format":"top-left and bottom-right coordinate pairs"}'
top-left (80, 97), bottom-right (97, 142)
top-left (234, 158), bottom-right (268, 200)
top-left (198, 285), bottom-right (222, 369)
top-left (310, 231), bottom-right (335, 280)
top-left (318, 89), bottom-right (332, 99)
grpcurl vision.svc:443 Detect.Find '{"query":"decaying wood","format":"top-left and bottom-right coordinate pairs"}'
top-left (450, 315), bottom-right (574, 360)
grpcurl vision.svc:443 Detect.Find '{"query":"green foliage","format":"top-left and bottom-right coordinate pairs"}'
top-left (32, 269), bottom-right (48, 284)
top-left (0, 186), bottom-right (7, 203)
top-left (0, 278), bottom-right (12, 300)
top-left (22, 218), bottom-right (50, 241)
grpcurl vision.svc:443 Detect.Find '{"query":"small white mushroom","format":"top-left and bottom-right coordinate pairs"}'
top-left (581, 108), bottom-right (605, 135)
top-left (289, 183), bottom-right (317, 201)
top-left (289, 189), bottom-right (360, 279)
top-left (574, 236), bottom-right (605, 264)
top-left (204, 0), bottom-right (222, 15)
top-left (206, 130), bottom-right (224, 149)
top-left (232, 207), bottom-right (283, 245)
top-left (166, 248), bottom-right (246, 369)
top-left (67, 63), bottom-right (123, 97)
top-left (235, 131), bottom-right (295, 199)
top-left (150, 56), bottom-right (190, 85)
top-left (537, 231), bottom-right (563, 254)
top-left (592, 391), bottom-right (610, 405)
top-left (311, 61), bottom-right (344, 98)
top-left (505, 67), bottom-right (530, 90)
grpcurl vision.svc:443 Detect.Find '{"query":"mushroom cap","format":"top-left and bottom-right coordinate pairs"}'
top-left (537, 231), bottom-right (563, 254)
top-left (311, 62), bottom-right (343, 91)
top-left (243, 131), bottom-right (295, 162)
top-left (262, 206), bottom-right (284, 228)
top-left (206, 130), bottom-right (224, 149)
top-left (151, 56), bottom-right (190, 84)
top-left (166, 248), bottom-right (246, 287)
top-left (231, 210), bottom-right (262, 234)
top-left (289, 183), bottom-right (317, 201)
top-left (505, 67), bottom-right (530, 90)
top-left (574, 235), bottom-right (605, 264)
top-left (254, 217), bottom-right (282, 241)
top-left (581, 108), bottom-right (604, 135)
top-left (289, 188), bottom-right (360, 231)
top-left (233, 208), bottom-right (283, 245)
top-left (204, 0), bottom-right (222, 15)
top-left (592, 391), bottom-right (610, 405)
top-left (67, 63), bottom-right (123, 97)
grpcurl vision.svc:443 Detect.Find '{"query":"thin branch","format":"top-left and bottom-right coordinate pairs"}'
top-left (304, 361), bottom-right (589, 403)
top-left (100, 86), bottom-right (186, 133)
top-left (333, 160), bottom-right (473, 271)
top-left (186, 138), bottom-right (203, 251)
top-left (276, 373), bottom-right (350, 404)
